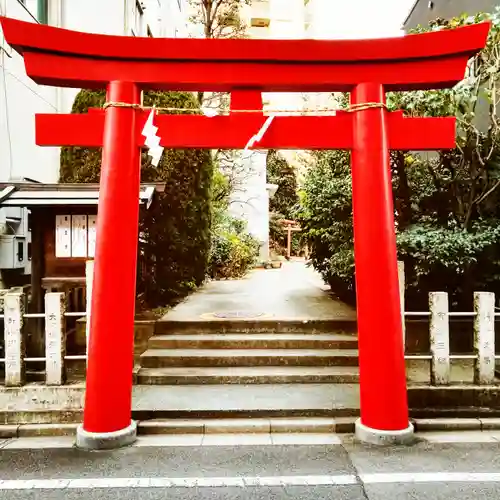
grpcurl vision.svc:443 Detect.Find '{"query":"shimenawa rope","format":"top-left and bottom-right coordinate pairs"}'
top-left (102, 101), bottom-right (387, 114)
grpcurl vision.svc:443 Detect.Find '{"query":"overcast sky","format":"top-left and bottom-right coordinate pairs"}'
top-left (311, 0), bottom-right (417, 38)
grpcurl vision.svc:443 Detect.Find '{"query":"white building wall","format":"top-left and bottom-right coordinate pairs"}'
top-left (163, 0), bottom-right (188, 37)
top-left (1, 0), bottom-right (188, 182)
top-left (0, 0), bottom-right (60, 183)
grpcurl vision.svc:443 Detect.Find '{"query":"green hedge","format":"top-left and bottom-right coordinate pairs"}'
top-left (60, 90), bottom-right (214, 307)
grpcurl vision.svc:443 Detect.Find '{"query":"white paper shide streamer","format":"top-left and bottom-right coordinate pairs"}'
top-left (142, 109), bottom-right (164, 167)
top-left (244, 115), bottom-right (275, 151)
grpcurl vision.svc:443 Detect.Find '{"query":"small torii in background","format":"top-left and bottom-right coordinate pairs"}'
top-left (278, 219), bottom-right (306, 260)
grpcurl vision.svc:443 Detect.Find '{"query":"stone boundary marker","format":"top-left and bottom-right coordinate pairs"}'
top-left (2, 417), bottom-right (500, 438)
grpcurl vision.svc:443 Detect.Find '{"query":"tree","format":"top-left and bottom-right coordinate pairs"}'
top-left (267, 149), bottom-right (300, 255)
top-left (189, 0), bottom-right (251, 39)
top-left (189, 0), bottom-right (251, 105)
top-left (267, 149), bottom-right (299, 219)
top-left (60, 90), bottom-right (214, 308)
top-left (298, 9), bottom-right (500, 309)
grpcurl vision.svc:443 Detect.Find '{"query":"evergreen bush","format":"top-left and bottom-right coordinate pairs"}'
top-left (60, 89), bottom-right (214, 307)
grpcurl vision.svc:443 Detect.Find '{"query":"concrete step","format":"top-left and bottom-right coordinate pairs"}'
top-left (136, 366), bottom-right (360, 385)
top-left (155, 319), bottom-right (358, 336)
top-left (140, 349), bottom-right (360, 368)
top-left (148, 333), bottom-right (358, 350)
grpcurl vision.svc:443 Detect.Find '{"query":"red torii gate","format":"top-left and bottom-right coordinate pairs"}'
top-left (0, 16), bottom-right (489, 448)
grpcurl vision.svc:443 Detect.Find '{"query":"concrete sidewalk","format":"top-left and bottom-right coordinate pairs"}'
top-left (161, 260), bottom-right (356, 322)
top-left (4, 430), bottom-right (500, 500)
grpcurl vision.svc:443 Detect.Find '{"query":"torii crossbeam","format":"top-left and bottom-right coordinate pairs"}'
top-left (0, 16), bottom-right (489, 449)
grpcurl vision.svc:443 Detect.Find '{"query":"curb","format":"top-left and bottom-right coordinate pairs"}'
top-left (0, 418), bottom-right (357, 438)
top-left (412, 417), bottom-right (500, 432)
top-left (4, 417), bottom-right (500, 438)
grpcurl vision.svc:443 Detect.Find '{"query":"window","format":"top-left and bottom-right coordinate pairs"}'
top-left (38, 0), bottom-right (48, 24)
top-left (18, 0), bottom-right (48, 23)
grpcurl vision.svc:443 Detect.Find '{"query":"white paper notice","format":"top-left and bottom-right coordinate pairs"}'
top-left (87, 215), bottom-right (97, 258)
top-left (55, 215), bottom-right (71, 258)
top-left (71, 215), bottom-right (87, 258)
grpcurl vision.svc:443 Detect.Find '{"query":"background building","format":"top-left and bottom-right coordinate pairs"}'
top-left (0, 0), bottom-right (188, 281)
top-left (1, 0), bottom-right (188, 183)
top-left (404, 0), bottom-right (499, 30)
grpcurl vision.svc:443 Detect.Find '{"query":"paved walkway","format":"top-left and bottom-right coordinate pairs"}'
top-left (132, 383), bottom-right (360, 413)
top-left (162, 260), bottom-right (356, 322)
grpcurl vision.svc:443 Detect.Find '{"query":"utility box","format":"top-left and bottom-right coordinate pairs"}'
top-left (0, 235), bottom-right (27, 269)
top-left (0, 206), bottom-right (30, 271)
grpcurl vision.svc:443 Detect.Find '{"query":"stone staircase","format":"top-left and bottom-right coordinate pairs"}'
top-left (136, 320), bottom-right (359, 385)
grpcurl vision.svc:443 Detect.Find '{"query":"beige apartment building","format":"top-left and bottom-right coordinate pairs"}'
top-left (245, 0), bottom-right (336, 115)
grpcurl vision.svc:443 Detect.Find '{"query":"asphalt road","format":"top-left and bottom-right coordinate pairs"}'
top-left (2, 437), bottom-right (500, 499)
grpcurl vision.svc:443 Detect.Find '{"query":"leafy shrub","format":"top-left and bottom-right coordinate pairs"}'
top-left (297, 149), bottom-right (356, 302)
top-left (209, 210), bottom-right (260, 279)
top-left (298, 10), bottom-right (500, 309)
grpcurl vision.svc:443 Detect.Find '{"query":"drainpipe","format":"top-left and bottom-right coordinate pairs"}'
top-left (37, 0), bottom-right (48, 24)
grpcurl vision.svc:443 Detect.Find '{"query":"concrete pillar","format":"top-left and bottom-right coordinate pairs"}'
top-left (44, 292), bottom-right (66, 385)
top-left (429, 292), bottom-right (450, 386)
top-left (473, 291), bottom-right (495, 385)
top-left (4, 292), bottom-right (25, 387)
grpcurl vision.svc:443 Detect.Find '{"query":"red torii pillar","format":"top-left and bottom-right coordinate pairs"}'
top-left (0, 16), bottom-right (489, 448)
